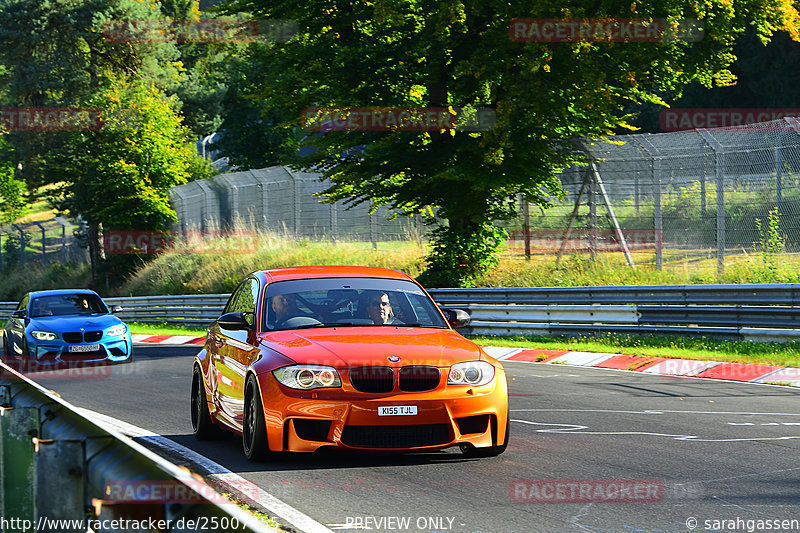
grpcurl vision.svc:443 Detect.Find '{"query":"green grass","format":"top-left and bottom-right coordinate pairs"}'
top-left (128, 321), bottom-right (206, 337)
top-left (116, 228), bottom-right (800, 297)
top-left (470, 333), bottom-right (800, 368)
top-left (116, 231), bottom-right (425, 296)
top-left (0, 263), bottom-right (91, 301)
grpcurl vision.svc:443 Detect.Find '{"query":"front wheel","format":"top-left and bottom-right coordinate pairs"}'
top-left (243, 374), bottom-right (270, 461)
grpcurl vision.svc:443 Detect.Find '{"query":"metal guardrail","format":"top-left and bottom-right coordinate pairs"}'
top-left (428, 285), bottom-right (800, 342)
top-left (105, 294), bottom-right (230, 326)
top-left (3, 284), bottom-right (800, 341)
top-left (0, 363), bottom-right (275, 532)
top-left (428, 284), bottom-right (800, 305)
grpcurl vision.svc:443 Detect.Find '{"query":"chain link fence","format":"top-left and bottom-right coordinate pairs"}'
top-left (176, 118), bottom-right (800, 275)
top-left (508, 117), bottom-right (800, 274)
top-left (0, 217), bottom-right (88, 268)
top-left (169, 165), bottom-right (427, 247)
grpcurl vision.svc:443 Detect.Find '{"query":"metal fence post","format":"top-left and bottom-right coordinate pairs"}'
top-left (700, 161), bottom-right (706, 216)
top-left (55, 217), bottom-right (67, 264)
top-left (522, 196), bottom-right (530, 260)
top-left (195, 180), bottom-right (215, 232)
top-left (34, 221), bottom-right (46, 267)
top-left (716, 151), bottom-right (726, 277)
top-left (370, 212), bottom-right (377, 251)
top-left (259, 181), bottom-right (269, 230)
top-left (12, 224), bottom-right (24, 268)
top-left (653, 158), bottom-right (662, 270)
top-left (634, 137), bottom-right (662, 269)
top-left (330, 203), bottom-right (337, 244)
top-left (34, 439), bottom-right (85, 528)
top-left (0, 407), bottom-right (39, 525)
top-left (699, 130), bottom-right (725, 277)
top-left (633, 158), bottom-right (640, 213)
top-left (295, 174), bottom-right (301, 236)
top-left (589, 168), bottom-right (597, 260)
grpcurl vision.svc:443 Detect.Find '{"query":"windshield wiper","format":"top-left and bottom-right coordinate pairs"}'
top-left (293, 322), bottom-right (361, 329)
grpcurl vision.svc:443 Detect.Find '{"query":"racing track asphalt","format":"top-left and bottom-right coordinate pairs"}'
top-left (28, 345), bottom-right (800, 533)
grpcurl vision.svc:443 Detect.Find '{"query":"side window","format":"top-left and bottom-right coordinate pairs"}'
top-left (224, 283), bottom-right (246, 314)
top-left (407, 293), bottom-right (437, 323)
top-left (16, 295), bottom-right (29, 312)
top-left (231, 279), bottom-right (257, 315)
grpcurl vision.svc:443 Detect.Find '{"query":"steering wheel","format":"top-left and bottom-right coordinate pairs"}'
top-left (276, 316), bottom-right (323, 329)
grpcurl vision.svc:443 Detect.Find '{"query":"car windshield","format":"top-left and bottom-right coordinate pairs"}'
top-left (30, 294), bottom-right (109, 317)
top-left (262, 277), bottom-right (448, 331)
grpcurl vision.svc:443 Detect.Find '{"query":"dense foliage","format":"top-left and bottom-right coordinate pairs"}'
top-left (0, 0), bottom-right (799, 288)
top-left (218, 0), bottom-right (799, 286)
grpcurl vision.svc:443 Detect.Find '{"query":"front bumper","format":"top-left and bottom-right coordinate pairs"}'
top-left (259, 367), bottom-right (509, 453)
top-left (27, 335), bottom-right (132, 365)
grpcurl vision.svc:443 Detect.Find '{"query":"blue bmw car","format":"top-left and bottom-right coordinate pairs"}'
top-left (2, 289), bottom-right (132, 367)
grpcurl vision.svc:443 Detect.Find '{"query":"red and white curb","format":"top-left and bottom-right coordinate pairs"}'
top-left (134, 336), bottom-right (800, 388)
top-left (132, 334), bottom-right (205, 345)
top-left (486, 346), bottom-right (800, 388)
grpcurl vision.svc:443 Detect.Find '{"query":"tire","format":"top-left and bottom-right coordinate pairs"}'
top-left (460, 412), bottom-right (510, 458)
top-left (243, 374), bottom-right (270, 461)
top-left (191, 366), bottom-right (225, 440)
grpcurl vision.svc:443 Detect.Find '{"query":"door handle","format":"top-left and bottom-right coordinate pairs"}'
top-left (214, 337), bottom-right (224, 348)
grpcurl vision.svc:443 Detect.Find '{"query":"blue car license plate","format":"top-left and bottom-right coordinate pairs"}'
top-left (68, 344), bottom-right (100, 352)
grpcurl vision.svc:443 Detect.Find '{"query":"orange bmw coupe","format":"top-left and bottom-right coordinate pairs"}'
top-left (191, 266), bottom-right (509, 460)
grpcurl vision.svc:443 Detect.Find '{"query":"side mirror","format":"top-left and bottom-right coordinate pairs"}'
top-left (217, 312), bottom-right (252, 331)
top-left (440, 307), bottom-right (470, 328)
top-left (11, 309), bottom-right (26, 319)
top-left (111, 305), bottom-right (123, 313)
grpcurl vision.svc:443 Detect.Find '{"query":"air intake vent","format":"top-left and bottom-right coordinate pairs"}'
top-left (84, 331), bottom-right (103, 342)
top-left (63, 332), bottom-right (83, 343)
top-left (398, 366), bottom-right (440, 392)
top-left (349, 366), bottom-right (394, 393)
top-left (341, 424), bottom-right (451, 448)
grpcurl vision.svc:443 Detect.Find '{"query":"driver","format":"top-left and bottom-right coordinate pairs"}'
top-left (271, 294), bottom-right (298, 326)
top-left (365, 292), bottom-right (400, 325)
top-left (33, 299), bottom-right (52, 316)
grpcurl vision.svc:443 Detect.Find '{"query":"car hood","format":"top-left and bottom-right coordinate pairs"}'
top-left (259, 327), bottom-right (484, 367)
top-left (29, 314), bottom-right (123, 331)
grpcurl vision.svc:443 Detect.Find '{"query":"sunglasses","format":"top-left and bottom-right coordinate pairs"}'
top-left (369, 300), bottom-right (391, 307)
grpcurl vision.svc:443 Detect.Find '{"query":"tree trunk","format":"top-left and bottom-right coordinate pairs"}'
top-left (87, 222), bottom-right (105, 286)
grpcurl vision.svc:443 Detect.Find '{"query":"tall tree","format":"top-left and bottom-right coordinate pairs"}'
top-left (0, 0), bottom-right (180, 186)
top-left (211, 50), bottom-right (305, 169)
top-left (50, 78), bottom-right (196, 281)
top-left (220, 0), bottom-right (799, 286)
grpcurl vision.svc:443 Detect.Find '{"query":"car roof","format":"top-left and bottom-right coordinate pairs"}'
top-left (257, 266), bottom-right (413, 284)
top-left (26, 289), bottom-right (101, 299)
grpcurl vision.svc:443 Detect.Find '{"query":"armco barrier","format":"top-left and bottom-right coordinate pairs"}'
top-left (0, 363), bottom-right (275, 532)
top-left (429, 284), bottom-right (800, 341)
top-left (106, 294), bottom-right (230, 326)
top-left (3, 284), bottom-right (800, 341)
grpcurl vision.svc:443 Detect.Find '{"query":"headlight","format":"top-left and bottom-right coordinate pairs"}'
top-left (106, 324), bottom-right (128, 337)
top-left (31, 331), bottom-right (57, 341)
top-left (273, 365), bottom-right (342, 390)
top-left (448, 361), bottom-right (495, 386)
